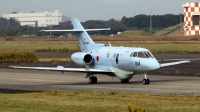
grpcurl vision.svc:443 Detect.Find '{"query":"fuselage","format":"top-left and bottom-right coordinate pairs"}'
top-left (72, 46), bottom-right (160, 73)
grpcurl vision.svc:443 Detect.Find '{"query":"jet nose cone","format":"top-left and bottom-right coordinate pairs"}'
top-left (154, 63), bottom-right (160, 69)
top-left (147, 60), bottom-right (160, 71)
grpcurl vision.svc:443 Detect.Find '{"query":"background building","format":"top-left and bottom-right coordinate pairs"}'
top-left (3, 10), bottom-right (62, 27)
top-left (183, 2), bottom-right (200, 36)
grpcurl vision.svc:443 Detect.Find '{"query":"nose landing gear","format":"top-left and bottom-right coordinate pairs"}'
top-left (142, 73), bottom-right (150, 85)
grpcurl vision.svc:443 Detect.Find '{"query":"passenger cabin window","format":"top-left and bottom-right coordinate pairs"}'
top-left (113, 54), bottom-right (116, 58)
top-left (107, 53), bottom-right (110, 58)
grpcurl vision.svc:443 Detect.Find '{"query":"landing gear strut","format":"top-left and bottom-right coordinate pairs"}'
top-left (142, 73), bottom-right (150, 85)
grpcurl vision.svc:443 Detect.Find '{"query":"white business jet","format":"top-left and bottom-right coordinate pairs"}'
top-left (10, 18), bottom-right (190, 85)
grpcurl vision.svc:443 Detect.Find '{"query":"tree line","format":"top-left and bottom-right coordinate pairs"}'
top-left (121, 14), bottom-right (183, 29)
top-left (0, 14), bottom-right (183, 36)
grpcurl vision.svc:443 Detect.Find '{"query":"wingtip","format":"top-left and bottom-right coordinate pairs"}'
top-left (40, 29), bottom-right (46, 32)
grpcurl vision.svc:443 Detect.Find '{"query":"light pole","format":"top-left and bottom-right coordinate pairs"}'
top-left (150, 9), bottom-right (152, 34)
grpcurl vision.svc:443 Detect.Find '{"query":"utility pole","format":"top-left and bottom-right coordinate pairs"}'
top-left (50, 24), bottom-right (52, 38)
top-left (180, 8), bottom-right (182, 36)
top-left (150, 9), bottom-right (152, 34)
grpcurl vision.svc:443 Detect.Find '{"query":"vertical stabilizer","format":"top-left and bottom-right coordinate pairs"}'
top-left (71, 18), bottom-right (85, 30)
top-left (71, 18), bottom-right (96, 52)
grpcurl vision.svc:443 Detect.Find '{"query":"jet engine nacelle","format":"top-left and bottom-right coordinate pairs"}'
top-left (71, 52), bottom-right (94, 66)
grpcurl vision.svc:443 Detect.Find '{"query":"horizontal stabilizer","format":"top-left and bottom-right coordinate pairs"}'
top-left (40, 28), bottom-right (110, 32)
top-left (85, 28), bottom-right (111, 31)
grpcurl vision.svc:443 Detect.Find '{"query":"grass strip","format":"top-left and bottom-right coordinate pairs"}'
top-left (0, 90), bottom-right (199, 112)
top-left (0, 51), bottom-right (38, 63)
top-left (0, 43), bottom-right (200, 54)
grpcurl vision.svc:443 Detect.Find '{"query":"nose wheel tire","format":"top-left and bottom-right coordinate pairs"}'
top-left (89, 77), bottom-right (97, 84)
top-left (142, 79), bottom-right (150, 85)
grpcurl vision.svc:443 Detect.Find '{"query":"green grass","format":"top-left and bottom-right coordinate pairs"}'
top-left (112, 43), bottom-right (200, 53)
top-left (0, 36), bottom-right (77, 41)
top-left (38, 57), bottom-right (72, 62)
top-left (154, 23), bottom-right (183, 36)
top-left (0, 90), bottom-right (200, 112)
top-left (166, 28), bottom-right (184, 36)
top-left (0, 51), bottom-right (38, 63)
top-left (0, 44), bottom-right (79, 53)
top-left (0, 43), bottom-right (200, 54)
top-left (117, 30), bottom-right (153, 37)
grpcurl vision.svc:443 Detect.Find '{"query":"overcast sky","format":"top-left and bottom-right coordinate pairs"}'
top-left (0, 0), bottom-right (198, 21)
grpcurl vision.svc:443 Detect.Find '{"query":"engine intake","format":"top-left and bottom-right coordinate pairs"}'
top-left (84, 54), bottom-right (93, 64)
top-left (71, 52), bottom-right (94, 66)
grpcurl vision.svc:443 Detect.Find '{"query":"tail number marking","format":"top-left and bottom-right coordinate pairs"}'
top-left (83, 42), bottom-right (89, 45)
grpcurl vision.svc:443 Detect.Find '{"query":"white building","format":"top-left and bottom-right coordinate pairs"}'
top-left (3, 10), bottom-right (62, 27)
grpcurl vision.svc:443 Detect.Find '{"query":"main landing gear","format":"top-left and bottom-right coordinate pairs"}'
top-left (121, 79), bottom-right (129, 83)
top-left (89, 76), bottom-right (97, 84)
top-left (142, 73), bottom-right (150, 85)
top-left (86, 72), bottom-right (97, 84)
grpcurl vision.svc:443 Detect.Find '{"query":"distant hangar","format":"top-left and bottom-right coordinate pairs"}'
top-left (3, 10), bottom-right (62, 27)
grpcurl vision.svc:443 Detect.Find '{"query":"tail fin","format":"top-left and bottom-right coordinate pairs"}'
top-left (41, 18), bottom-right (110, 52)
top-left (71, 18), bottom-right (95, 52)
top-left (71, 18), bottom-right (84, 30)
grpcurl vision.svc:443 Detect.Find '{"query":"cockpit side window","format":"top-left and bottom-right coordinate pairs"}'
top-left (130, 52), bottom-right (138, 57)
top-left (130, 52), bottom-right (134, 57)
top-left (113, 54), bottom-right (116, 58)
top-left (144, 52), bottom-right (149, 58)
top-left (133, 52), bottom-right (137, 57)
top-left (107, 53), bottom-right (109, 58)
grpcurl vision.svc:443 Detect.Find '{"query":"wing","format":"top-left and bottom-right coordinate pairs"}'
top-left (160, 60), bottom-right (190, 67)
top-left (10, 66), bottom-right (112, 74)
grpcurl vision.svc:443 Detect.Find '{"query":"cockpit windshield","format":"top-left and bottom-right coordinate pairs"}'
top-left (130, 51), bottom-right (154, 58)
top-left (138, 52), bottom-right (149, 58)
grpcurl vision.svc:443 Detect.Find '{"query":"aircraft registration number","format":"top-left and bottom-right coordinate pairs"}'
top-left (135, 61), bottom-right (140, 66)
top-left (83, 42), bottom-right (89, 45)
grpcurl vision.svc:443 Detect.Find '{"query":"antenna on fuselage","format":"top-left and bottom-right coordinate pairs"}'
top-left (109, 42), bottom-right (112, 47)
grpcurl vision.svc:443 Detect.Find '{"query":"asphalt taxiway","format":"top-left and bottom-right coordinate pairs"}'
top-left (0, 68), bottom-right (200, 95)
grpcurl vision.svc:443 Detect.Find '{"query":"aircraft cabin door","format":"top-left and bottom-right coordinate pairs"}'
top-left (116, 54), bottom-right (119, 64)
